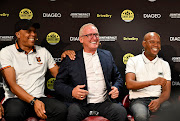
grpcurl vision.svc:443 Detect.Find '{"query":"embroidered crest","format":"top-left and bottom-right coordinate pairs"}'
top-left (36, 57), bottom-right (41, 62)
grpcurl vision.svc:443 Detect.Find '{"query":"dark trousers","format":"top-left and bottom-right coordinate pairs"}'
top-left (67, 100), bottom-right (127, 121)
top-left (3, 97), bottom-right (67, 121)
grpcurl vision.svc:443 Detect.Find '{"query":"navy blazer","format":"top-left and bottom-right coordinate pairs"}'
top-left (54, 49), bottom-right (124, 105)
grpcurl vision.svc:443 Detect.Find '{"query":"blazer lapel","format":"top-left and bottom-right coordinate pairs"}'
top-left (97, 49), bottom-right (112, 92)
top-left (76, 49), bottom-right (87, 89)
top-left (97, 49), bottom-right (108, 81)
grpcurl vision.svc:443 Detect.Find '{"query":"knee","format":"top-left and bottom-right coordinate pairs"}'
top-left (111, 103), bottom-right (127, 115)
top-left (68, 103), bottom-right (82, 116)
top-left (134, 114), bottom-right (148, 121)
top-left (160, 101), bottom-right (171, 110)
top-left (4, 102), bottom-right (26, 121)
top-left (5, 110), bottom-right (25, 121)
top-left (67, 103), bottom-right (84, 120)
top-left (132, 109), bottom-right (148, 121)
top-left (131, 102), bottom-right (148, 121)
top-left (53, 100), bottom-right (68, 115)
top-left (107, 103), bottom-right (127, 120)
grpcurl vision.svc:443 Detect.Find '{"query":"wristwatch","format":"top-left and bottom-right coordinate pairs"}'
top-left (30, 97), bottom-right (37, 105)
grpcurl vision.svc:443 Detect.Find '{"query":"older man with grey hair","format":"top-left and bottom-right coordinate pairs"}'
top-left (54, 23), bottom-right (127, 121)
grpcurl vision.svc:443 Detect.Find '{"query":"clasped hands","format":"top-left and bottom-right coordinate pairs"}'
top-left (152, 77), bottom-right (167, 87)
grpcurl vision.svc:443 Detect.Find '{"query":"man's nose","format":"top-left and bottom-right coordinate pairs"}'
top-left (92, 34), bottom-right (98, 39)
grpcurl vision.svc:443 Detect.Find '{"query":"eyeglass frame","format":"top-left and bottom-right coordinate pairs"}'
top-left (81, 33), bottom-right (100, 39)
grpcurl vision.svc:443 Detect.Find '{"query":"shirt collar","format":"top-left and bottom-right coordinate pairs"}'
top-left (142, 51), bottom-right (158, 64)
top-left (15, 42), bottom-right (36, 53)
top-left (83, 50), bottom-right (97, 57)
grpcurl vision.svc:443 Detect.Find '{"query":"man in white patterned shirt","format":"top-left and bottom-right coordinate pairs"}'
top-left (0, 19), bottom-right (75, 121)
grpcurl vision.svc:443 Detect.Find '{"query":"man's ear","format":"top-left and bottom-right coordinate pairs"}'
top-left (79, 36), bottom-right (83, 44)
top-left (15, 32), bottom-right (20, 38)
top-left (142, 41), bottom-right (146, 48)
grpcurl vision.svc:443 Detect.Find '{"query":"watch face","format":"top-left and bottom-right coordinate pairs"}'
top-left (30, 97), bottom-right (37, 105)
top-left (30, 100), bottom-right (34, 105)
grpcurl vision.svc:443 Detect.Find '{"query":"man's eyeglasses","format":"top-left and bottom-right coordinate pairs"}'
top-left (81, 33), bottom-right (99, 39)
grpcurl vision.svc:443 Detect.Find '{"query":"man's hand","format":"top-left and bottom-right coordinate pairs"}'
top-left (0, 103), bottom-right (4, 119)
top-left (61, 50), bottom-right (76, 61)
top-left (108, 86), bottom-right (119, 99)
top-left (34, 100), bottom-right (47, 119)
top-left (151, 77), bottom-right (167, 87)
top-left (72, 85), bottom-right (89, 100)
top-left (148, 99), bottom-right (161, 112)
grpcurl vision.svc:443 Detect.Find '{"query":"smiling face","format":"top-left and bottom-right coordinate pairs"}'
top-left (143, 32), bottom-right (161, 60)
top-left (79, 24), bottom-right (99, 54)
top-left (16, 27), bottom-right (37, 51)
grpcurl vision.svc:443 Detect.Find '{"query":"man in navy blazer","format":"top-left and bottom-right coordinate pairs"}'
top-left (54, 23), bottom-right (127, 121)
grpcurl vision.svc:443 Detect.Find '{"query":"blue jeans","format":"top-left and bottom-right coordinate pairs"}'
top-left (67, 100), bottom-right (127, 121)
top-left (3, 97), bottom-right (67, 121)
top-left (130, 97), bottom-right (170, 121)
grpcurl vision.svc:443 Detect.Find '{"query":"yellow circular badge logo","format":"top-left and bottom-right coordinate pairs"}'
top-left (46, 32), bottom-right (60, 45)
top-left (123, 53), bottom-right (134, 64)
top-left (121, 10), bottom-right (134, 22)
top-left (47, 78), bottom-right (56, 90)
top-left (19, 8), bottom-right (33, 20)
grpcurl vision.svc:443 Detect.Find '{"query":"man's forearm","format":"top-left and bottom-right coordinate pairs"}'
top-left (10, 84), bottom-right (34, 103)
top-left (126, 79), bottom-right (152, 90)
top-left (158, 81), bottom-right (171, 104)
top-left (158, 92), bottom-right (170, 104)
top-left (2, 67), bottom-right (34, 104)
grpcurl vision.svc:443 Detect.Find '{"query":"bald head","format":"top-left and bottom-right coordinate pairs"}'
top-left (143, 32), bottom-right (160, 42)
top-left (142, 32), bottom-right (161, 60)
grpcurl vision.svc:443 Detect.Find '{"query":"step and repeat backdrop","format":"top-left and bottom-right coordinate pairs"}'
top-left (0, 0), bottom-right (180, 101)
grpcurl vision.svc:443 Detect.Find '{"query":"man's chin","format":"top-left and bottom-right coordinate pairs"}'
top-left (154, 51), bottom-right (159, 55)
top-left (28, 43), bottom-right (35, 47)
top-left (92, 47), bottom-right (98, 50)
top-left (151, 50), bottom-right (159, 55)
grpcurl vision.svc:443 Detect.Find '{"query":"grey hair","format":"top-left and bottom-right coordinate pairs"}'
top-left (79, 23), bottom-right (98, 37)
